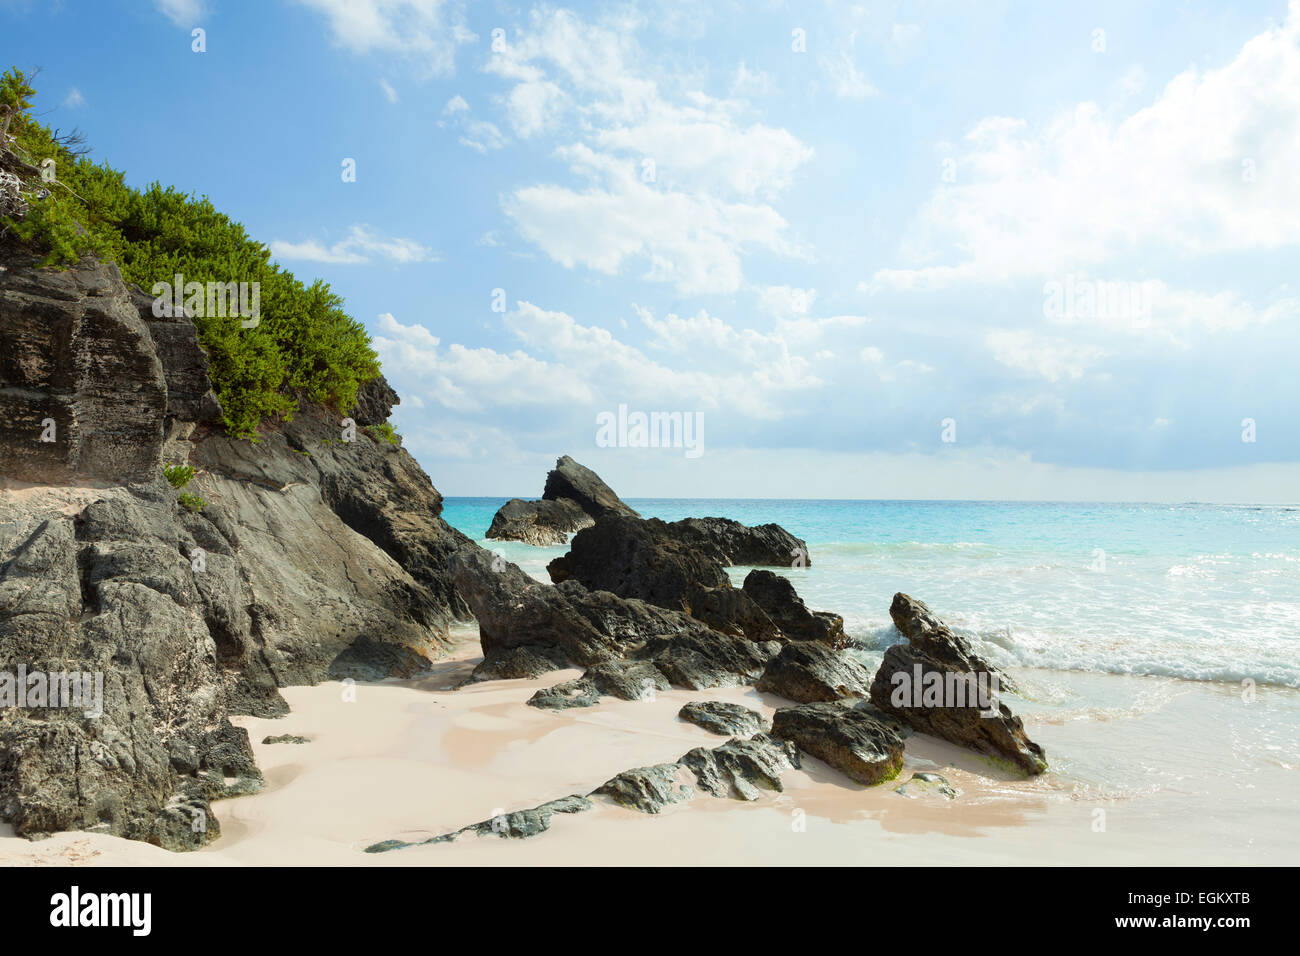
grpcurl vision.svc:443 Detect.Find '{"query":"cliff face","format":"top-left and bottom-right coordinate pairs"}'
top-left (0, 252), bottom-right (473, 849)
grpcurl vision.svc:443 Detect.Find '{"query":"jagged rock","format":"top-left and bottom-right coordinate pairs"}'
top-left (743, 569), bottom-right (846, 647)
top-left (679, 734), bottom-right (799, 800)
top-left (640, 629), bottom-right (779, 690)
top-left (689, 584), bottom-right (783, 644)
top-left (593, 763), bottom-right (694, 814)
top-left (364, 794), bottom-right (594, 851)
top-left (678, 701), bottom-right (767, 736)
top-left (348, 374), bottom-right (399, 426)
top-left (0, 254), bottom-right (167, 482)
top-left (894, 771), bottom-right (958, 799)
top-left (528, 677), bottom-right (602, 710)
top-left (486, 496), bottom-right (593, 546)
top-left (486, 455), bottom-right (637, 545)
top-left (666, 516), bottom-right (811, 567)
top-left (0, 254), bottom-right (472, 849)
top-left (771, 701), bottom-right (906, 786)
top-left (262, 734), bottom-right (310, 745)
top-left (869, 593), bottom-right (1047, 776)
top-left (542, 455), bottom-right (639, 520)
top-left (756, 641), bottom-right (874, 702)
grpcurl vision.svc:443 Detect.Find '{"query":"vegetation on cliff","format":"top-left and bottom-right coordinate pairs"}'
top-left (0, 67), bottom-right (380, 438)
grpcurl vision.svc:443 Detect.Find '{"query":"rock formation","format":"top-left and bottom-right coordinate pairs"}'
top-left (0, 252), bottom-right (473, 849)
top-left (486, 455), bottom-right (638, 545)
top-left (868, 593), bottom-right (1047, 775)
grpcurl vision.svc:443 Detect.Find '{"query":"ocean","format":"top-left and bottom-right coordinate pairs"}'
top-left (443, 498), bottom-right (1300, 689)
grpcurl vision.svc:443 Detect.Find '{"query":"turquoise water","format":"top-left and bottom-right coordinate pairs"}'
top-left (441, 498), bottom-right (1300, 688)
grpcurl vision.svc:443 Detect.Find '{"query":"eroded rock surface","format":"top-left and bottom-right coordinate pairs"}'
top-left (678, 700), bottom-right (766, 736)
top-left (771, 701), bottom-right (907, 786)
top-left (756, 641), bottom-right (875, 702)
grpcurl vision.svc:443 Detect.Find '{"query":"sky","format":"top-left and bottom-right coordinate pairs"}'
top-left (4, 0), bottom-right (1299, 500)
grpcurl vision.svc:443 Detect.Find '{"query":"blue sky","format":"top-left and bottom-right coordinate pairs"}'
top-left (5, 0), bottom-right (1299, 500)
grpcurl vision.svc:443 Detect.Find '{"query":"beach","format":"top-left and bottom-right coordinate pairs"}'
top-left (2, 623), bottom-right (1295, 867)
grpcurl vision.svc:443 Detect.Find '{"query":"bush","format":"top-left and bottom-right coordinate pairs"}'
top-left (163, 463), bottom-right (194, 488)
top-left (1, 67), bottom-right (381, 439)
top-left (177, 493), bottom-right (206, 513)
top-left (365, 422), bottom-right (401, 446)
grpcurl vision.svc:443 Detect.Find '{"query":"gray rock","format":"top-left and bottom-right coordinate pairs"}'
top-left (679, 734), bottom-right (799, 800)
top-left (364, 794), bottom-right (594, 851)
top-left (869, 593), bottom-right (1047, 776)
top-left (592, 763), bottom-right (694, 814)
top-left (666, 516), bottom-right (812, 568)
top-left (755, 641), bottom-right (875, 702)
top-left (487, 496), bottom-right (593, 546)
top-left (743, 569), bottom-right (846, 647)
top-left (262, 734), bottom-right (310, 745)
top-left (678, 700), bottom-right (767, 736)
top-left (542, 455), bottom-right (639, 520)
top-left (894, 771), bottom-right (958, 799)
top-left (771, 701), bottom-right (906, 786)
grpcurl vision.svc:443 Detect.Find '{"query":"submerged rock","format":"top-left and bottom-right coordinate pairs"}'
top-left (756, 641), bottom-right (874, 702)
top-left (678, 701), bottom-right (767, 736)
top-left (869, 593), bottom-right (1047, 776)
top-left (893, 771), bottom-right (959, 799)
top-left (771, 701), bottom-right (906, 786)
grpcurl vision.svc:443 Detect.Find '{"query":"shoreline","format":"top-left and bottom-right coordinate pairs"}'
top-left (2, 627), bottom-right (1294, 867)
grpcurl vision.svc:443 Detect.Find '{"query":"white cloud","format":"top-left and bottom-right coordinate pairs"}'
top-left (270, 225), bottom-right (436, 265)
top-left (154, 0), bottom-right (203, 26)
top-left (62, 87), bottom-right (85, 109)
top-left (295, 0), bottom-right (475, 75)
top-left (874, 3), bottom-right (1300, 286)
top-left (379, 78), bottom-right (399, 103)
top-left (759, 286), bottom-right (816, 319)
top-left (821, 48), bottom-right (880, 100)
top-left (486, 8), bottom-right (812, 294)
top-left (443, 94), bottom-right (468, 114)
top-left (986, 329), bottom-right (1106, 382)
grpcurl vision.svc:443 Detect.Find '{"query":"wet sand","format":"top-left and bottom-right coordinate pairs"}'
top-left (2, 627), bottom-right (1296, 866)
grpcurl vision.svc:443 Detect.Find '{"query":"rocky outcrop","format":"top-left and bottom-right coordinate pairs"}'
top-left (678, 701), bottom-right (766, 736)
top-left (666, 516), bottom-right (811, 568)
top-left (0, 255), bottom-right (168, 483)
top-left (742, 569), bottom-right (845, 646)
top-left (486, 455), bottom-right (637, 545)
top-left (528, 660), bottom-right (669, 710)
top-left (771, 701), bottom-right (906, 786)
top-left (756, 641), bottom-right (874, 702)
top-left (365, 794), bottom-right (594, 851)
top-left (0, 254), bottom-right (473, 849)
top-left (486, 496), bottom-right (593, 546)
top-left (869, 593), bottom-right (1047, 776)
top-left (542, 455), bottom-right (639, 520)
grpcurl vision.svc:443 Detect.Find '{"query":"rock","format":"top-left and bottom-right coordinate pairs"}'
top-left (348, 374), bottom-right (399, 426)
top-left (486, 496), bottom-right (593, 546)
top-left (486, 455), bottom-right (637, 545)
top-left (894, 772), bottom-right (958, 799)
top-left (869, 593), bottom-right (1047, 776)
top-left (0, 253), bottom-right (474, 849)
top-left (666, 516), bottom-right (811, 567)
top-left (755, 641), bottom-right (874, 702)
top-left (592, 763), bottom-right (694, 814)
top-left (542, 455), bottom-right (639, 520)
top-left (679, 734), bottom-right (799, 800)
top-left (262, 735), bottom-right (309, 745)
top-left (528, 677), bottom-right (602, 710)
top-left (364, 794), bottom-right (594, 851)
top-left (0, 254), bottom-right (167, 482)
top-left (678, 701), bottom-right (767, 737)
top-left (771, 701), bottom-right (906, 786)
top-left (640, 629), bottom-right (779, 690)
top-left (742, 569), bottom-right (846, 647)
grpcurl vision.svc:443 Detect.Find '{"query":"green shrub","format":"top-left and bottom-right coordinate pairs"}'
top-left (163, 463), bottom-right (194, 488)
top-left (365, 422), bottom-right (400, 446)
top-left (177, 493), bottom-right (207, 513)
top-left (1, 67), bottom-right (381, 439)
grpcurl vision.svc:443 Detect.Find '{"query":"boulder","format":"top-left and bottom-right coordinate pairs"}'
top-left (667, 516), bottom-right (811, 567)
top-left (868, 593), bottom-right (1047, 776)
top-left (755, 641), bottom-right (874, 702)
top-left (742, 569), bottom-right (846, 647)
top-left (486, 496), bottom-right (593, 546)
top-left (542, 454), bottom-right (639, 519)
top-left (678, 701), bottom-right (767, 736)
top-left (678, 734), bottom-right (799, 800)
top-left (771, 701), bottom-right (906, 786)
